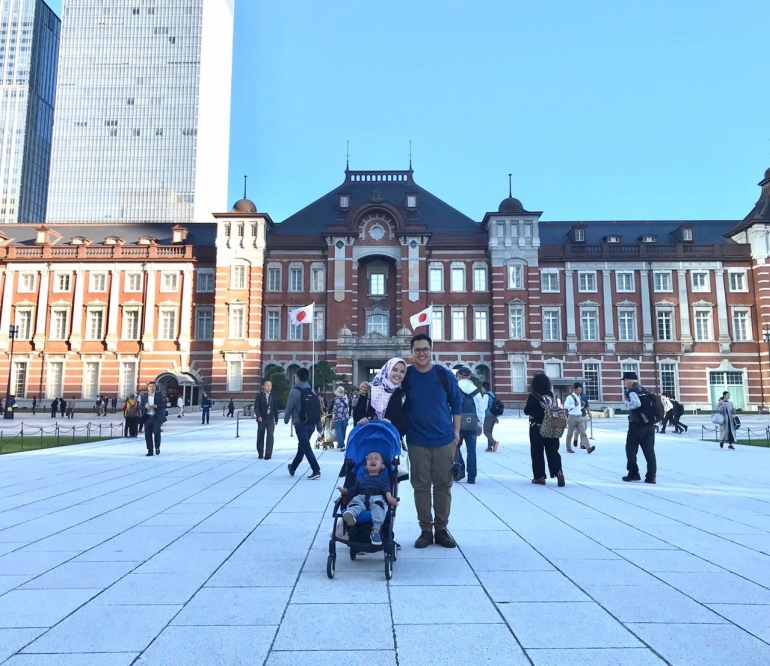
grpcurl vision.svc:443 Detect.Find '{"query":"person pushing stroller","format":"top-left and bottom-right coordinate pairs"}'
top-left (338, 451), bottom-right (399, 545)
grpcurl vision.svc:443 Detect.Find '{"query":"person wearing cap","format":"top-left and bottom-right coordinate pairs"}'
top-left (564, 382), bottom-right (594, 454)
top-left (622, 371), bottom-right (656, 484)
top-left (453, 367), bottom-right (486, 484)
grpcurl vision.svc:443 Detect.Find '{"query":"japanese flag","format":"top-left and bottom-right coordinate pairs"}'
top-left (409, 305), bottom-right (433, 330)
top-left (290, 303), bottom-right (314, 325)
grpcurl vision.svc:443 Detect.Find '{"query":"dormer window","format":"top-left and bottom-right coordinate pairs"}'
top-left (339, 194), bottom-right (350, 209)
top-left (70, 236), bottom-right (87, 245)
top-left (36, 229), bottom-right (48, 244)
top-left (641, 235), bottom-right (657, 243)
top-left (605, 235), bottom-right (621, 244)
top-left (406, 194), bottom-right (418, 209)
top-left (682, 228), bottom-right (693, 242)
top-left (104, 236), bottom-right (124, 246)
top-left (171, 225), bottom-right (189, 244)
top-left (573, 228), bottom-right (585, 242)
top-left (138, 236), bottom-right (156, 245)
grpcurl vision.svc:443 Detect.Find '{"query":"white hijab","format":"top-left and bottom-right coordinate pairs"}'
top-left (370, 357), bottom-right (406, 419)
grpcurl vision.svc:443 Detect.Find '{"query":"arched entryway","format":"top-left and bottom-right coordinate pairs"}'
top-left (155, 373), bottom-right (201, 407)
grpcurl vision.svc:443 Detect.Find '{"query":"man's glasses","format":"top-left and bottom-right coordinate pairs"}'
top-left (412, 347), bottom-right (432, 355)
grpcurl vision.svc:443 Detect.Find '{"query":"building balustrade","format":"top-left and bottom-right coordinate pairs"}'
top-left (540, 243), bottom-right (751, 261)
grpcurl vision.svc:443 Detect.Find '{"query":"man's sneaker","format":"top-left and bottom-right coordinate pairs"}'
top-left (307, 471), bottom-right (321, 480)
top-left (622, 474), bottom-right (642, 482)
top-left (644, 477), bottom-right (657, 484)
top-left (370, 529), bottom-right (382, 545)
top-left (155, 448), bottom-right (160, 455)
top-left (493, 441), bottom-right (500, 452)
top-left (467, 478), bottom-right (475, 484)
top-left (485, 447), bottom-right (494, 452)
top-left (342, 510), bottom-right (356, 527)
top-left (414, 531), bottom-right (433, 548)
top-left (557, 471), bottom-right (566, 487)
top-left (434, 530), bottom-right (457, 548)
top-left (288, 464), bottom-right (296, 477)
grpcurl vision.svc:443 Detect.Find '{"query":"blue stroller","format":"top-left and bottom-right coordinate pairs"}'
top-left (327, 420), bottom-right (406, 580)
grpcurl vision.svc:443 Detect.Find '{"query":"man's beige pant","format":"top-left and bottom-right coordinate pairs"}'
top-left (566, 415), bottom-right (589, 449)
top-left (409, 441), bottom-right (455, 532)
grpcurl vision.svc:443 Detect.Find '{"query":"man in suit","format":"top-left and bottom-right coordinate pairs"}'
top-left (139, 381), bottom-right (167, 456)
top-left (254, 380), bottom-right (279, 459)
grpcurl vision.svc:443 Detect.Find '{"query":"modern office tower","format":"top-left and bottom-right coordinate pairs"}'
top-left (0, 0), bottom-right (60, 223)
top-left (46, 1), bottom-right (234, 223)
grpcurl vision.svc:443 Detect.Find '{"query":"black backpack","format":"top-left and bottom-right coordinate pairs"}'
top-left (639, 392), bottom-right (665, 425)
top-left (460, 388), bottom-right (481, 431)
top-left (490, 398), bottom-right (505, 417)
top-left (298, 387), bottom-right (321, 425)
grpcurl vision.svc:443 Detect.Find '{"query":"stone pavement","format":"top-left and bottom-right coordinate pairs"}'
top-left (0, 411), bottom-right (769, 665)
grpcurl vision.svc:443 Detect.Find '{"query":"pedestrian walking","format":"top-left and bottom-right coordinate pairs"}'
top-left (671, 396), bottom-right (687, 433)
top-left (123, 394), bottom-right (140, 437)
top-left (622, 371), bottom-right (657, 484)
top-left (328, 385), bottom-right (351, 450)
top-left (139, 382), bottom-right (167, 456)
top-left (31, 396), bottom-right (36, 415)
top-left (50, 398), bottom-right (58, 418)
top-left (227, 399), bottom-right (235, 417)
top-left (481, 382), bottom-right (500, 452)
top-left (401, 334), bottom-right (462, 549)
top-left (200, 392), bottom-right (212, 424)
top-left (255, 380), bottom-right (279, 459)
top-left (564, 382), bottom-right (594, 454)
top-left (659, 393), bottom-right (675, 433)
top-left (717, 392), bottom-right (737, 450)
top-left (284, 368), bottom-right (322, 480)
top-left (59, 397), bottom-right (66, 418)
top-left (452, 367), bottom-right (486, 484)
top-left (111, 396), bottom-right (118, 414)
top-left (177, 395), bottom-right (185, 418)
top-left (524, 373), bottom-right (566, 487)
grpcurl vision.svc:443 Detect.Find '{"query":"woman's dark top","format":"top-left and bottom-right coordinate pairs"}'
top-left (524, 391), bottom-right (554, 427)
top-left (353, 388), bottom-right (409, 437)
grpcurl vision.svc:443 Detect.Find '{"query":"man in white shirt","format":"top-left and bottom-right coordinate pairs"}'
top-left (453, 367), bottom-right (487, 484)
top-left (659, 393), bottom-right (674, 433)
top-left (177, 395), bottom-right (185, 418)
top-left (564, 382), bottom-right (594, 454)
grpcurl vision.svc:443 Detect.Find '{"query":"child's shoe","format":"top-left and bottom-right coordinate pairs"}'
top-left (342, 511), bottom-right (356, 527)
top-left (370, 529), bottom-right (382, 545)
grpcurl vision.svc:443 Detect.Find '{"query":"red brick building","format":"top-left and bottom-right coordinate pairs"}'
top-left (1, 166), bottom-right (769, 411)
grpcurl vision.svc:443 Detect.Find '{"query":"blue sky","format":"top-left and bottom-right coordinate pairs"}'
top-left (49, 1), bottom-right (768, 223)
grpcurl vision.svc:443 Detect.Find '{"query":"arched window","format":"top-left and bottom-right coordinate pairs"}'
top-left (367, 314), bottom-right (389, 336)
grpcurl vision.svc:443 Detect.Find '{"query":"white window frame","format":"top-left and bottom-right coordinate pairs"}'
top-left (659, 362), bottom-right (678, 397)
top-left (288, 265), bottom-right (304, 293)
top-left (312, 308), bottom-right (325, 341)
top-left (578, 271), bottom-right (597, 293)
top-left (89, 272), bottom-right (107, 292)
top-left (158, 307), bottom-right (178, 341)
top-left (310, 264), bottom-right (325, 293)
top-left (450, 264), bottom-right (466, 293)
top-left (231, 264), bottom-right (247, 290)
top-left (620, 361), bottom-right (640, 388)
top-left (691, 271), bottom-right (710, 293)
top-left (85, 308), bottom-right (105, 341)
top-left (229, 304), bottom-right (246, 339)
top-left (122, 308), bottom-right (141, 340)
top-left (15, 308), bottom-right (33, 340)
top-left (11, 360), bottom-right (28, 398)
top-left (50, 308), bottom-right (69, 340)
top-left (472, 266), bottom-right (487, 292)
top-left (731, 307), bottom-right (751, 342)
top-left (366, 313), bottom-right (389, 336)
top-left (728, 270), bottom-right (748, 293)
top-left (82, 361), bottom-right (100, 400)
top-left (510, 222), bottom-right (520, 238)
top-left (288, 314), bottom-right (303, 341)
top-left (653, 271), bottom-right (672, 293)
top-left (266, 308), bottom-right (281, 341)
top-left (511, 359), bottom-right (526, 393)
top-left (509, 304), bottom-right (525, 339)
top-left (542, 308), bottom-right (561, 341)
top-left (616, 271), bottom-right (635, 293)
top-left (431, 308), bottom-right (444, 341)
top-left (428, 263), bottom-right (443, 293)
top-left (579, 307), bottom-right (599, 341)
top-left (541, 270), bottom-right (559, 293)
top-left (46, 360), bottom-right (65, 400)
top-left (451, 307), bottom-right (466, 341)
top-left (574, 228), bottom-right (585, 242)
top-left (523, 223), bottom-right (532, 238)
top-left (119, 361), bottom-right (138, 399)
top-left (267, 265), bottom-right (282, 292)
top-left (18, 272), bottom-right (36, 293)
top-left (196, 268), bottom-right (215, 293)
top-left (682, 228), bottom-right (693, 241)
top-left (618, 308), bottom-right (637, 341)
top-left (656, 308), bottom-right (674, 341)
top-left (582, 362), bottom-right (601, 401)
top-left (126, 272), bottom-right (143, 293)
top-left (694, 308), bottom-right (713, 342)
top-left (53, 272), bottom-right (71, 293)
top-left (496, 222), bottom-right (505, 238)
top-left (473, 308), bottom-right (489, 341)
top-left (369, 271), bottom-right (386, 297)
top-left (508, 265), bottom-right (523, 290)
top-left (160, 272), bottom-right (179, 293)
top-left (227, 358), bottom-right (244, 392)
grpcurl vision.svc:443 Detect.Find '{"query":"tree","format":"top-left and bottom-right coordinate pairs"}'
top-left (266, 367), bottom-right (291, 409)
top-left (312, 360), bottom-right (343, 396)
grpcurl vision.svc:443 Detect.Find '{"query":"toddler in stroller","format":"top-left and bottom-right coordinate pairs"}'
top-left (327, 420), bottom-right (405, 580)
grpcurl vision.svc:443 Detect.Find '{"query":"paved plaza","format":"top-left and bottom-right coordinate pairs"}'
top-left (0, 411), bottom-right (769, 665)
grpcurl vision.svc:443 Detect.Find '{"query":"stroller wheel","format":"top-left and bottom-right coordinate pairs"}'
top-left (384, 555), bottom-right (393, 580)
top-left (349, 549), bottom-right (357, 561)
top-left (326, 555), bottom-right (336, 579)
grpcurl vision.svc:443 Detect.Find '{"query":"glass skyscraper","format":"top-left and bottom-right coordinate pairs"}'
top-left (0, 0), bottom-right (59, 224)
top-left (46, 0), bottom-right (234, 224)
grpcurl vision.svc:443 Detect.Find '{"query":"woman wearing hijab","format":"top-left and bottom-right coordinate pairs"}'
top-left (353, 357), bottom-right (409, 436)
top-left (328, 386), bottom-right (351, 450)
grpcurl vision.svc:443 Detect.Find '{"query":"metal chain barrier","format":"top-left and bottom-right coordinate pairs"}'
top-left (701, 424), bottom-right (770, 447)
top-left (0, 420), bottom-right (123, 453)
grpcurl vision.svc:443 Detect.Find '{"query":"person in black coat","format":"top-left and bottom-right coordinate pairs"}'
top-left (50, 398), bottom-right (58, 418)
top-left (353, 358), bottom-right (410, 437)
top-left (227, 399), bottom-right (235, 417)
top-left (254, 380), bottom-right (279, 459)
top-left (139, 382), bottom-right (167, 456)
top-left (524, 373), bottom-right (565, 486)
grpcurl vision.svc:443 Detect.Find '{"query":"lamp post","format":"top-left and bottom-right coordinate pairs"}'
top-left (4, 325), bottom-right (19, 420)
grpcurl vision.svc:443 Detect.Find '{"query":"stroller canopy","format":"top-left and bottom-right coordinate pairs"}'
top-left (345, 421), bottom-right (402, 466)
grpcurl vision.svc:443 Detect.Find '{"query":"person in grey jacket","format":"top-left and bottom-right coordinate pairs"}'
top-left (284, 367), bottom-right (322, 480)
top-left (622, 371), bottom-right (656, 484)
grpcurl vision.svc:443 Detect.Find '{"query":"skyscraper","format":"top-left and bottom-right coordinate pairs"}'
top-left (0, 0), bottom-right (60, 224)
top-left (46, 0), bottom-right (234, 224)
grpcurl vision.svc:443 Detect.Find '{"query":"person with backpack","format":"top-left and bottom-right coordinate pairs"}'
top-left (482, 382), bottom-right (501, 452)
top-left (622, 371), bottom-right (657, 484)
top-left (564, 382), bottom-right (594, 454)
top-left (284, 367), bottom-right (322, 480)
top-left (123, 394), bottom-right (140, 437)
top-left (452, 367), bottom-right (487, 484)
top-left (670, 396), bottom-right (687, 433)
top-left (524, 373), bottom-right (566, 486)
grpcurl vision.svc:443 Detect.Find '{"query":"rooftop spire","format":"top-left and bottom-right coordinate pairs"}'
top-left (508, 173), bottom-right (512, 197)
top-left (409, 139), bottom-right (412, 170)
top-left (243, 175), bottom-right (248, 199)
top-left (346, 140), bottom-right (349, 171)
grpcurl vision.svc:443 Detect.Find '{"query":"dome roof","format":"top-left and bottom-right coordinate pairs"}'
top-left (337, 325), bottom-right (353, 337)
top-left (231, 198), bottom-right (257, 213)
top-left (397, 326), bottom-right (412, 337)
top-left (764, 167), bottom-right (770, 180)
top-left (498, 196), bottom-right (525, 213)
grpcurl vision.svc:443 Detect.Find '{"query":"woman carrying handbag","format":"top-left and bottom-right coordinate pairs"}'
top-left (715, 392), bottom-right (737, 450)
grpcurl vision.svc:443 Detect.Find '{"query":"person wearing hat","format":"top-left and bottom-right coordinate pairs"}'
top-left (564, 382), bottom-right (594, 454)
top-left (453, 367), bottom-right (486, 484)
top-left (622, 371), bottom-right (656, 483)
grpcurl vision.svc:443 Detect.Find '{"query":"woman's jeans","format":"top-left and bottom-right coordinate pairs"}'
top-left (334, 420), bottom-right (348, 448)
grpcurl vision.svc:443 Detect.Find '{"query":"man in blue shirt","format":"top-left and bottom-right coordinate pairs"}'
top-left (404, 334), bottom-right (463, 549)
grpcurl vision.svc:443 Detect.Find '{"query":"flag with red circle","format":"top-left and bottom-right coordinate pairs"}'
top-left (290, 303), bottom-right (315, 326)
top-left (409, 305), bottom-right (433, 331)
